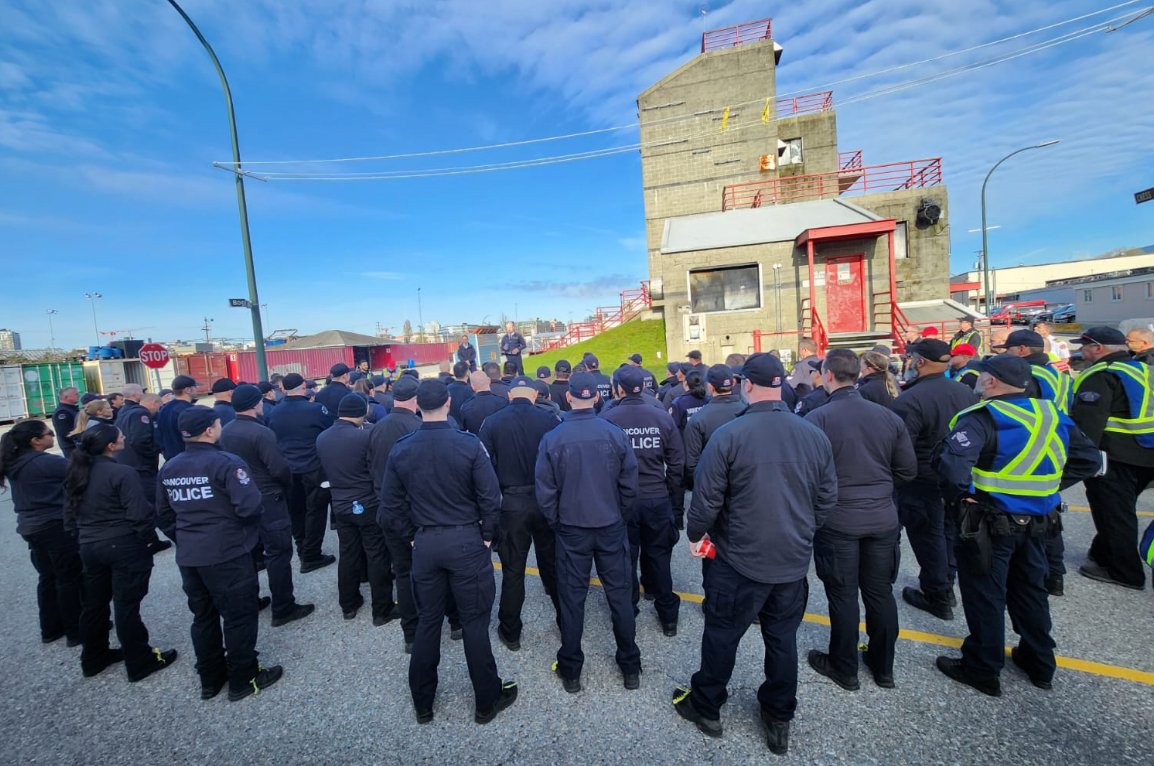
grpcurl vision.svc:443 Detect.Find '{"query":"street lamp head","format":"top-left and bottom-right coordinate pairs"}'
top-left (1036, 139), bottom-right (1060, 148)
top-left (46, 308), bottom-right (57, 315)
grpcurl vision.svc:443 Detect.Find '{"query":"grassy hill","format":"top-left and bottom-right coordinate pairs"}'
top-left (528, 318), bottom-right (669, 381)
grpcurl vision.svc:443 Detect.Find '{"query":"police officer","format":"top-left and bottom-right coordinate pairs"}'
top-left (602, 366), bottom-right (684, 636)
top-left (157, 407), bottom-right (283, 701)
top-left (804, 350), bottom-right (917, 691)
top-left (51, 386), bottom-right (81, 460)
top-left (948, 344), bottom-right (981, 389)
top-left (951, 316), bottom-right (983, 355)
top-left (686, 349), bottom-right (705, 369)
top-left (500, 321), bottom-right (526, 376)
top-left (995, 328), bottom-right (1074, 595)
top-left (656, 361), bottom-right (681, 404)
top-left (1127, 327), bottom-right (1154, 364)
top-left (315, 363), bottom-right (352, 421)
top-left (317, 394), bottom-right (398, 625)
top-left (115, 390), bottom-right (162, 504)
top-left (661, 363), bottom-right (690, 410)
top-left (670, 368), bottom-right (709, 430)
top-left (533, 379), bottom-right (561, 418)
top-left (793, 359), bottom-right (829, 416)
top-left (219, 385), bottom-right (314, 628)
top-left (535, 371), bottom-right (641, 693)
top-left (156, 375), bottom-right (198, 461)
top-left (627, 353), bottom-right (657, 394)
top-left (549, 360), bottom-right (573, 412)
top-left (447, 361), bottom-right (475, 424)
top-left (457, 334), bottom-right (478, 372)
top-left (582, 354), bottom-right (614, 411)
top-left (265, 373), bottom-right (335, 573)
top-left (674, 353), bottom-right (836, 755)
top-left (478, 375), bottom-right (561, 651)
top-left (892, 338), bottom-right (978, 620)
top-left (935, 355), bottom-right (1100, 696)
top-left (257, 381), bottom-right (278, 414)
top-left (482, 362), bottom-right (508, 398)
top-left (210, 378), bottom-right (237, 427)
top-left (379, 380), bottom-right (517, 725)
top-left (1070, 327), bottom-right (1154, 590)
top-left (461, 370), bottom-right (508, 435)
top-left (372, 375), bottom-right (393, 413)
top-left (683, 365), bottom-right (746, 528)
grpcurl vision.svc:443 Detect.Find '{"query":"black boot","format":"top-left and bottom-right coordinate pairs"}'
top-left (128, 648), bottom-right (178, 683)
top-left (229, 665), bottom-right (284, 702)
top-left (902, 586), bottom-right (953, 620)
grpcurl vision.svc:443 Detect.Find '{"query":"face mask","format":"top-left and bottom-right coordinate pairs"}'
top-left (902, 363), bottom-right (919, 383)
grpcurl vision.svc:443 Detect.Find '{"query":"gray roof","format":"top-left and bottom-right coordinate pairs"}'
top-left (898, 299), bottom-right (985, 323)
top-left (281, 329), bottom-right (385, 349)
top-left (661, 198), bottom-right (884, 254)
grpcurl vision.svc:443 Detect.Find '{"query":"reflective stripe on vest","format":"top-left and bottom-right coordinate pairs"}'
top-left (1141, 520), bottom-right (1154, 568)
top-left (1030, 364), bottom-right (1072, 414)
top-left (1074, 360), bottom-right (1154, 444)
top-left (949, 399), bottom-right (1067, 498)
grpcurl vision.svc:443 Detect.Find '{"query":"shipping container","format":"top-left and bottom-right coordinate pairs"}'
top-left (371, 342), bottom-right (456, 371)
top-left (82, 359), bottom-right (149, 395)
top-left (173, 353), bottom-right (235, 394)
top-left (233, 347), bottom-right (354, 383)
top-left (21, 362), bottom-right (87, 417)
top-left (0, 365), bottom-right (29, 421)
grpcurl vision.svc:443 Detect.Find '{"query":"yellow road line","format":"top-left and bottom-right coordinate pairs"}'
top-left (500, 563), bottom-right (1154, 686)
top-left (1066, 504), bottom-right (1154, 518)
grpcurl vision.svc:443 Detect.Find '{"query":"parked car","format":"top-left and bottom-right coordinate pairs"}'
top-left (1034, 304), bottom-right (1076, 324)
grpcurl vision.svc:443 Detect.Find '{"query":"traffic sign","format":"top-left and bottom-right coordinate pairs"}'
top-left (1136, 187), bottom-right (1154, 205)
top-left (139, 343), bottom-right (170, 369)
top-left (229, 298), bottom-right (251, 308)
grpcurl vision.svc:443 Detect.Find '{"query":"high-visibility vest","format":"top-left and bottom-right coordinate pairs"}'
top-left (1030, 364), bottom-right (1072, 414)
top-left (1073, 360), bottom-right (1154, 448)
top-left (1141, 520), bottom-right (1154, 568)
top-left (949, 398), bottom-right (1069, 516)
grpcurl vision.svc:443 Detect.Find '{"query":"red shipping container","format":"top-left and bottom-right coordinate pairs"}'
top-left (173, 353), bottom-right (234, 394)
top-left (234, 347), bottom-right (355, 383)
top-left (373, 342), bottom-right (455, 371)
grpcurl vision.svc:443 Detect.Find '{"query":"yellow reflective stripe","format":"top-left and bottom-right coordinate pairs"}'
top-left (949, 401), bottom-right (989, 429)
top-left (975, 399), bottom-right (1064, 498)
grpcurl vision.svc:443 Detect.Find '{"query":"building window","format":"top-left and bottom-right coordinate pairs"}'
top-left (1083, 289), bottom-right (1093, 303)
top-left (1111, 285), bottom-right (1123, 302)
top-left (1146, 282), bottom-right (1153, 300)
top-left (689, 264), bottom-right (761, 313)
top-left (778, 137), bottom-right (803, 165)
top-left (894, 222), bottom-right (908, 260)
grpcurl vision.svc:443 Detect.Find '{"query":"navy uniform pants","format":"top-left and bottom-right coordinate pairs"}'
top-left (689, 556), bottom-right (808, 723)
top-left (496, 494), bottom-right (559, 642)
top-left (259, 493), bottom-right (298, 619)
top-left (23, 521), bottom-right (83, 642)
top-left (554, 521), bottom-right (641, 680)
top-left (1044, 519), bottom-right (1065, 578)
top-left (385, 531), bottom-right (461, 644)
top-left (814, 526), bottom-right (900, 679)
top-left (504, 353), bottom-right (524, 375)
top-left (287, 469), bottom-right (329, 563)
top-left (957, 525), bottom-right (1055, 681)
top-left (896, 482), bottom-right (957, 603)
top-left (1086, 462), bottom-right (1154, 588)
top-left (180, 553), bottom-right (260, 692)
top-left (78, 535), bottom-right (154, 677)
top-left (335, 512), bottom-right (395, 618)
top-left (409, 526), bottom-right (501, 712)
top-left (627, 496), bottom-right (680, 626)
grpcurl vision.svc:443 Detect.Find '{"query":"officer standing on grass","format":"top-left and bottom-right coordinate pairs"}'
top-left (379, 380), bottom-right (517, 726)
top-left (157, 407), bottom-right (283, 702)
top-left (535, 371), bottom-right (641, 694)
top-left (478, 375), bottom-right (561, 651)
top-left (218, 385), bottom-right (314, 628)
top-left (934, 355), bottom-right (1100, 697)
top-left (500, 321), bottom-right (526, 376)
top-left (673, 353), bottom-right (836, 756)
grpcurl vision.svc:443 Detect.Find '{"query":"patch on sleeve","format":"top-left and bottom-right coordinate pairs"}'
top-left (320, 405), bottom-right (330, 416)
top-left (140, 415), bottom-right (150, 424)
top-left (56, 413), bottom-right (67, 420)
top-left (236, 468), bottom-right (251, 485)
top-left (793, 401), bottom-right (804, 414)
top-left (952, 431), bottom-right (971, 448)
top-left (1077, 391), bottom-right (1101, 403)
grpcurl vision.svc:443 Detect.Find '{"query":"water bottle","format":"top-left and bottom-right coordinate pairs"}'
top-left (352, 500), bottom-right (364, 516)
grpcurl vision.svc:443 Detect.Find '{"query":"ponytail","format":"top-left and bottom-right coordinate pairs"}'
top-left (861, 350), bottom-right (900, 400)
top-left (70, 400), bottom-right (112, 437)
top-left (685, 370), bottom-right (706, 399)
top-left (63, 425), bottom-right (120, 510)
top-left (0, 420), bottom-right (46, 489)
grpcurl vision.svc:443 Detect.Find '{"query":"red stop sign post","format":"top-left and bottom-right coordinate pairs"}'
top-left (139, 343), bottom-right (170, 369)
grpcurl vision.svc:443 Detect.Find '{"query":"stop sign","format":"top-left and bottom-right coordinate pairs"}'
top-left (139, 343), bottom-right (170, 369)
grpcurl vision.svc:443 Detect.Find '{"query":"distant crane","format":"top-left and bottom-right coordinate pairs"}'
top-left (99, 327), bottom-right (155, 340)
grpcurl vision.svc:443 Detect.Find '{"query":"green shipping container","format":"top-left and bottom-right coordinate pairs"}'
top-left (21, 362), bottom-right (87, 417)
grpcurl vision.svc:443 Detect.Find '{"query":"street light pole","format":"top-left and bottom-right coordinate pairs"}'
top-left (83, 292), bottom-right (102, 346)
top-left (980, 140), bottom-right (1059, 312)
top-left (45, 309), bottom-right (57, 352)
top-left (166, 0), bottom-right (268, 379)
top-left (771, 263), bottom-right (783, 335)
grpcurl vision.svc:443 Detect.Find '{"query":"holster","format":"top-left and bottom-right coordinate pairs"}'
top-left (956, 501), bottom-right (993, 576)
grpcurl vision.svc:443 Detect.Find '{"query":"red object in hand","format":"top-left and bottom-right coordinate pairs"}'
top-left (690, 536), bottom-right (716, 559)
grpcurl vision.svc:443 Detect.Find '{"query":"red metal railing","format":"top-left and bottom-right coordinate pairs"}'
top-left (537, 281), bottom-right (652, 354)
top-left (722, 157), bottom-right (943, 211)
top-left (702, 18), bottom-right (772, 52)
top-left (839, 149), bottom-right (863, 171)
top-left (776, 91), bottom-right (833, 117)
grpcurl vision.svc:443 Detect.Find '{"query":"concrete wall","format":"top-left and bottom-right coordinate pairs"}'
top-left (1076, 276), bottom-right (1154, 325)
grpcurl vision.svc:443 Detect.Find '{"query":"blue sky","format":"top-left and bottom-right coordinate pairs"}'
top-left (2, 0), bottom-right (1152, 349)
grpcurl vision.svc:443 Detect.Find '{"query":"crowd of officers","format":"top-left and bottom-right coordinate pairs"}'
top-left (1, 319), bottom-right (1152, 754)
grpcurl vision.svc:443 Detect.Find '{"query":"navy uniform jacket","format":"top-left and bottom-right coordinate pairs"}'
top-left (549, 379), bottom-right (573, 412)
top-left (535, 408), bottom-right (639, 528)
top-left (6, 451), bottom-right (68, 535)
top-left (212, 399), bottom-right (236, 428)
top-left (670, 391), bottom-right (708, 432)
top-left (315, 381), bottom-right (350, 424)
top-left (937, 393), bottom-right (1101, 506)
top-left (265, 395), bottom-right (330, 473)
top-left (115, 401), bottom-right (160, 476)
top-left (589, 371), bottom-right (613, 411)
top-left (890, 372), bottom-right (979, 484)
top-left (683, 393), bottom-right (746, 484)
top-left (51, 402), bottom-right (79, 457)
top-left (856, 372), bottom-right (895, 408)
top-left (378, 422), bottom-right (503, 543)
top-left (316, 420), bottom-right (377, 518)
top-left (447, 380), bottom-right (475, 423)
top-left (460, 390), bottom-right (508, 435)
top-left (500, 331), bottom-right (526, 358)
top-left (478, 399), bottom-right (560, 509)
top-left (600, 390), bottom-right (665, 415)
top-left (640, 369), bottom-right (657, 395)
top-left (218, 415), bottom-right (292, 498)
top-left (368, 408), bottom-right (421, 497)
top-left (372, 390), bottom-right (394, 414)
top-left (1070, 350), bottom-right (1154, 468)
top-left (491, 379), bottom-right (511, 398)
top-left (689, 401), bottom-right (837, 584)
top-left (62, 456), bottom-right (156, 545)
top-left (458, 343), bottom-right (477, 370)
top-left (157, 442), bottom-right (263, 567)
top-left (794, 387), bottom-right (830, 418)
top-left (806, 388), bottom-right (917, 535)
top-left (602, 396), bottom-right (684, 500)
top-left (156, 398), bottom-right (194, 461)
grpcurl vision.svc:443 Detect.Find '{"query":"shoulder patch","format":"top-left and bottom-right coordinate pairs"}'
top-left (236, 467), bottom-right (251, 485)
top-left (952, 430), bottom-right (971, 448)
top-left (140, 415), bottom-right (150, 424)
top-left (319, 405), bottom-right (330, 416)
top-left (1077, 391), bottom-right (1101, 403)
top-left (56, 413), bottom-right (67, 420)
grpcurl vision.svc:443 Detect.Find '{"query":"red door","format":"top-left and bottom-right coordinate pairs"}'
top-left (824, 254), bottom-right (866, 333)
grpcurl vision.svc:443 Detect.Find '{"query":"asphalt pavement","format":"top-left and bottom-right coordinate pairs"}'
top-left (1, 474), bottom-right (1152, 765)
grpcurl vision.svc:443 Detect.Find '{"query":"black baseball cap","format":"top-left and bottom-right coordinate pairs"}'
top-left (392, 375), bottom-right (419, 402)
top-left (583, 353), bottom-right (600, 370)
top-left (666, 362), bottom-right (680, 374)
top-left (617, 366), bottom-right (645, 395)
top-left (628, 353), bottom-right (643, 364)
top-left (510, 375), bottom-right (536, 392)
top-left (330, 363), bottom-right (350, 377)
top-left (536, 366), bottom-right (551, 379)
top-left (993, 329), bottom-right (1044, 350)
top-left (908, 339), bottom-right (952, 363)
top-left (706, 364), bottom-right (735, 390)
top-left (737, 353), bottom-right (786, 387)
top-left (568, 372), bottom-right (599, 399)
top-left (973, 354), bottom-right (1033, 389)
top-left (171, 375), bottom-right (197, 392)
top-left (687, 350), bottom-right (702, 360)
top-left (178, 406), bottom-right (218, 439)
top-left (554, 359), bottom-right (572, 374)
top-left (1074, 326), bottom-right (1126, 346)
